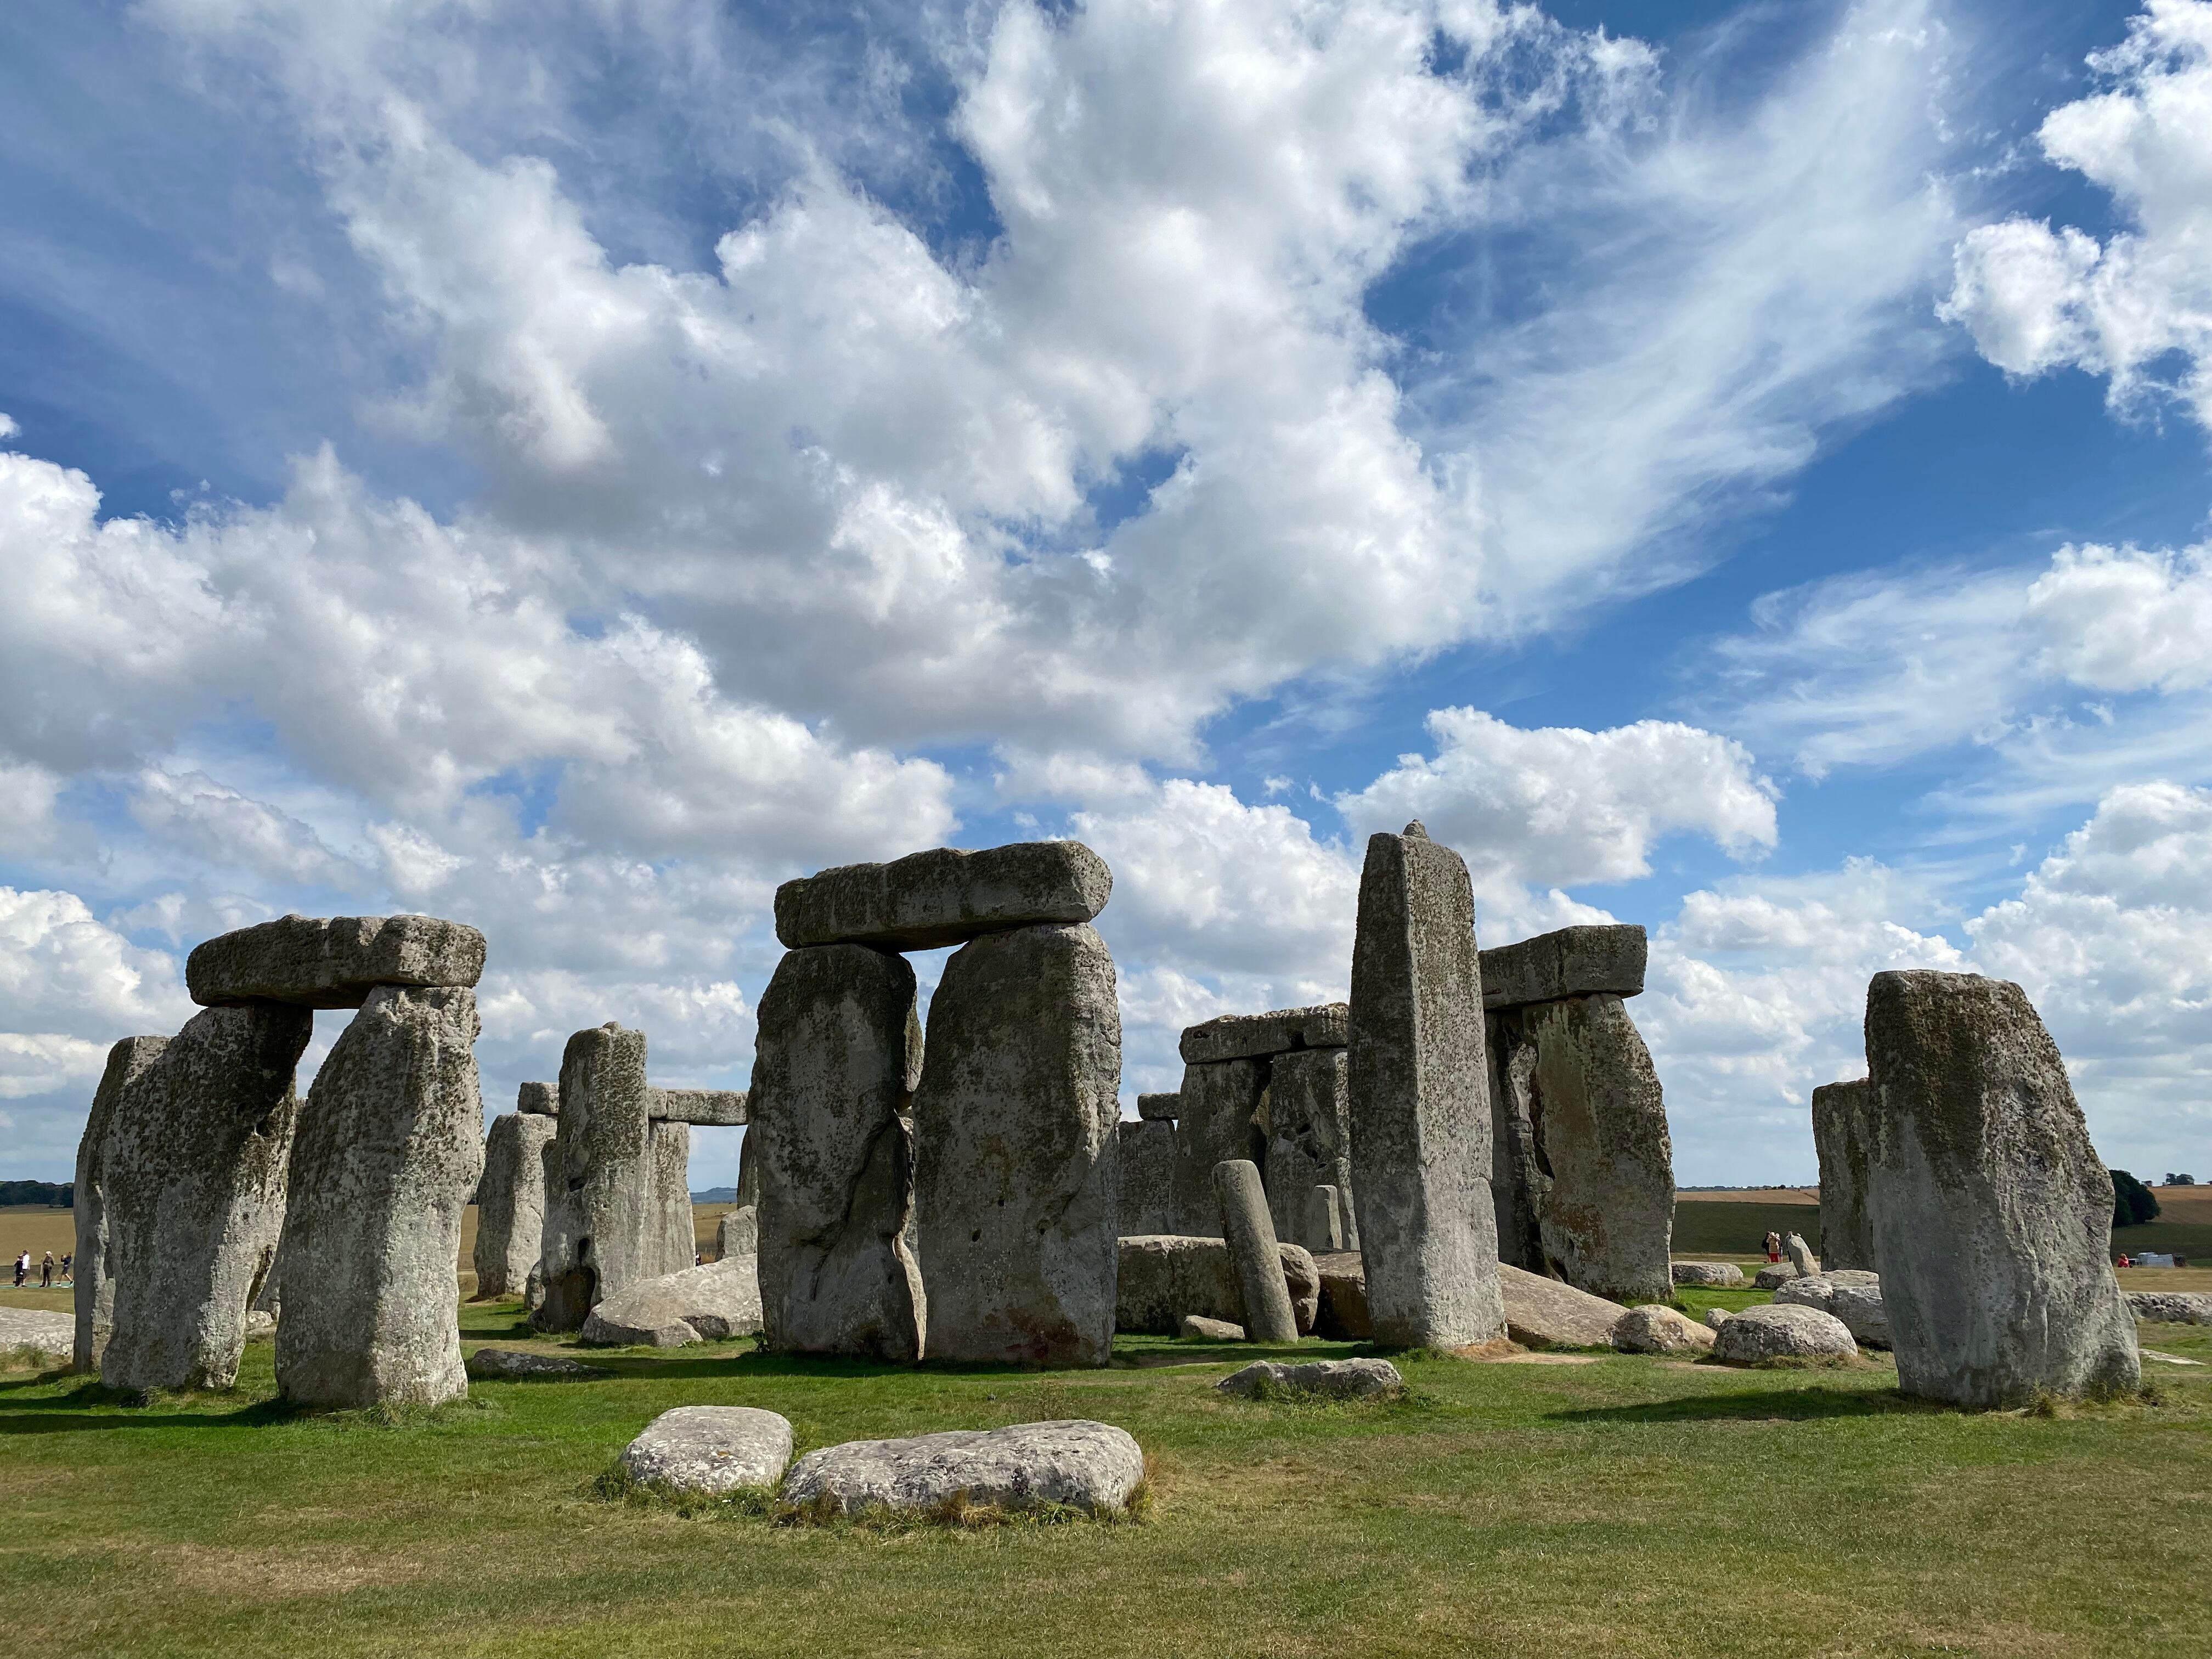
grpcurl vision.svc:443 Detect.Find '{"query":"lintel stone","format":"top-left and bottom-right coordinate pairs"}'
top-left (648, 1088), bottom-right (748, 1125)
top-left (1178, 1003), bottom-right (1349, 1065)
top-left (187, 913), bottom-right (486, 1009)
top-left (774, 840), bottom-right (1111, 951)
top-left (1479, 924), bottom-right (1646, 1012)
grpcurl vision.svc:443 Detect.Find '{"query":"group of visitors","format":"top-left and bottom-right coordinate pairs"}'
top-left (10, 1250), bottom-right (69, 1289)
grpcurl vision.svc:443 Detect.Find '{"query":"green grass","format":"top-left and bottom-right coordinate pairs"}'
top-left (1668, 1200), bottom-right (1825, 1257)
top-left (3, 1299), bottom-right (2209, 1656)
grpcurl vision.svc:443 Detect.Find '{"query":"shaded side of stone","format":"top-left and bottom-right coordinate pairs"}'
top-left (1863, 969), bottom-right (2140, 1408)
top-left (1171, 1057), bottom-right (1268, 1237)
top-left (1812, 1078), bottom-right (1876, 1273)
top-left (1136, 1092), bottom-right (1181, 1121)
top-left (914, 923), bottom-right (1121, 1367)
top-left (276, 986), bottom-right (484, 1408)
top-left (516, 1081), bottom-right (558, 1116)
top-left (473, 1111), bottom-right (557, 1300)
top-left (101, 1004), bottom-right (308, 1392)
top-left (1479, 924), bottom-right (1646, 1012)
top-left (1261, 1046), bottom-right (1354, 1251)
top-left (750, 944), bottom-right (924, 1362)
top-left (1116, 1118), bottom-right (1176, 1237)
top-left (1347, 826), bottom-right (1504, 1348)
top-left (187, 912), bottom-right (485, 1009)
top-left (774, 840), bottom-right (1112, 951)
top-left (74, 1035), bottom-right (168, 1374)
top-left (532, 1023), bottom-right (676, 1330)
top-left (1179, 1003), bottom-right (1350, 1065)
top-left (1114, 1235), bottom-right (1317, 1335)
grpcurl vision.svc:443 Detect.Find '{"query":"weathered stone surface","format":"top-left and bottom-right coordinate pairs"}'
top-left (1179, 1003), bottom-right (1349, 1065)
top-left (1213, 1160), bottom-right (1299, 1342)
top-left (620, 1406), bottom-right (793, 1494)
top-left (101, 1003), bottom-right (308, 1392)
top-left (2126, 1291), bottom-right (2212, 1325)
top-left (1498, 1263), bottom-right (1627, 1349)
top-left (534, 1024), bottom-right (695, 1331)
top-left (1776, 1271), bottom-right (1891, 1348)
top-left (750, 944), bottom-right (924, 1362)
top-left (1784, 1232), bottom-right (1820, 1277)
top-left (1671, 1262), bottom-right (1744, 1286)
top-left (716, 1205), bottom-right (757, 1261)
top-left (516, 1080), bottom-right (558, 1116)
top-left (1711, 1302), bottom-right (1859, 1364)
top-left (1479, 924), bottom-right (1647, 1012)
top-left (648, 1088), bottom-right (748, 1125)
top-left (1312, 1252), bottom-right (1371, 1341)
top-left (276, 986), bottom-right (484, 1408)
top-left (243, 1310), bottom-right (276, 1341)
top-left (1216, 1358), bottom-right (1402, 1399)
top-left (0, 1308), bottom-right (74, 1363)
top-left (1488, 993), bottom-right (1674, 1302)
top-left (1115, 1235), bottom-right (1317, 1335)
top-left (1864, 970), bottom-right (2141, 1407)
top-left (1812, 1078), bottom-right (1876, 1273)
top-left (1116, 1118), bottom-right (1176, 1237)
top-left (73, 1035), bottom-right (168, 1373)
top-left (464, 1347), bottom-right (608, 1380)
top-left (473, 1110), bottom-right (558, 1300)
top-left (187, 913), bottom-right (484, 1009)
top-left (582, 1256), bottom-right (762, 1347)
top-left (1181, 1314), bottom-right (1244, 1340)
top-left (915, 923), bottom-right (1120, 1367)
top-left (1171, 1058), bottom-right (1267, 1236)
top-left (1703, 1307), bottom-right (1734, 1331)
top-left (1262, 1046), bottom-right (1355, 1251)
top-left (1754, 1264), bottom-right (1798, 1289)
top-left (1136, 1092), bottom-right (1181, 1121)
top-left (781, 1421), bottom-right (1143, 1516)
top-left (1348, 823), bottom-right (1504, 1348)
top-left (1611, 1305), bottom-right (1715, 1354)
top-left (1301, 1186), bottom-right (1346, 1254)
top-left (775, 840), bottom-right (1112, 951)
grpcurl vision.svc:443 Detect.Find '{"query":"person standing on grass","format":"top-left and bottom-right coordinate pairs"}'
top-left (40, 1251), bottom-right (55, 1288)
top-left (1764, 1231), bottom-right (1782, 1265)
top-left (60, 1252), bottom-right (72, 1283)
top-left (12, 1251), bottom-right (27, 1289)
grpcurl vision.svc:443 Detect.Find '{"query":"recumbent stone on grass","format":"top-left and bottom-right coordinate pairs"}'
top-left (780, 1420), bottom-right (1144, 1516)
top-left (1215, 1358), bottom-right (1403, 1399)
top-left (1711, 1302), bottom-right (1859, 1365)
top-left (619, 1406), bottom-right (793, 1494)
top-left (580, 1256), bottom-right (761, 1347)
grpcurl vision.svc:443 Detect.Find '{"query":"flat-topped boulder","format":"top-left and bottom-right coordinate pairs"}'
top-left (1712, 1302), bottom-right (1859, 1364)
top-left (781, 1420), bottom-right (1144, 1516)
top-left (1179, 1003), bottom-right (1348, 1065)
top-left (1216, 1358), bottom-right (1402, 1399)
top-left (1671, 1262), bottom-right (1744, 1286)
top-left (1181, 1314), bottom-right (1244, 1340)
top-left (620, 1406), bottom-right (793, 1494)
top-left (647, 1088), bottom-right (747, 1125)
top-left (774, 840), bottom-right (1111, 951)
top-left (1136, 1092), bottom-right (1181, 1121)
top-left (1499, 1263), bottom-right (1626, 1348)
top-left (516, 1081), bottom-right (558, 1115)
top-left (0, 1308), bottom-right (74, 1362)
top-left (1777, 1271), bottom-right (1891, 1348)
top-left (581, 1256), bottom-right (762, 1347)
top-left (187, 913), bottom-right (485, 1009)
top-left (464, 1347), bottom-right (608, 1380)
top-left (1479, 924), bottom-right (1646, 1012)
top-left (2126, 1291), bottom-right (2212, 1325)
top-left (1611, 1305), bottom-right (1714, 1354)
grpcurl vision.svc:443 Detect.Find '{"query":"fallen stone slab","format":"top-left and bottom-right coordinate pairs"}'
top-left (0, 1308), bottom-right (74, 1362)
top-left (1181, 1314), bottom-right (1244, 1341)
top-left (1754, 1264), bottom-right (1798, 1289)
top-left (1216, 1358), bottom-right (1403, 1399)
top-left (2126, 1291), bottom-right (2212, 1325)
top-left (1115, 1235), bottom-right (1318, 1336)
top-left (1711, 1303), bottom-right (1859, 1365)
top-left (2141, 1349), bottom-right (2205, 1367)
top-left (1777, 1271), bottom-right (1891, 1348)
top-left (620, 1406), bottom-right (793, 1494)
top-left (647, 1088), bottom-right (748, 1125)
top-left (516, 1081), bottom-right (558, 1116)
top-left (581, 1256), bottom-right (762, 1347)
top-left (1179, 1003), bottom-right (1348, 1065)
top-left (1498, 1263), bottom-right (1627, 1349)
top-left (781, 1420), bottom-right (1144, 1516)
top-left (465, 1347), bottom-right (610, 1380)
top-left (1611, 1305), bottom-right (1714, 1354)
top-left (1312, 1252), bottom-right (1371, 1341)
top-left (775, 841), bottom-right (1112, 951)
top-left (187, 913), bottom-right (485, 1009)
top-left (1136, 1092), bottom-right (1181, 1121)
top-left (1671, 1263), bottom-right (1745, 1286)
top-left (1479, 924), bottom-right (1646, 1012)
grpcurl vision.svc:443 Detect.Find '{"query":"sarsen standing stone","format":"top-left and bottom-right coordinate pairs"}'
top-left (1812, 1079), bottom-right (1876, 1273)
top-left (474, 1108), bottom-right (557, 1300)
top-left (73, 1035), bottom-right (169, 1374)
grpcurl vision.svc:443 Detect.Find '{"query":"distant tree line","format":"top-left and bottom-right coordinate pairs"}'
top-left (2112, 1170), bottom-right (2162, 1228)
top-left (0, 1179), bottom-right (72, 1208)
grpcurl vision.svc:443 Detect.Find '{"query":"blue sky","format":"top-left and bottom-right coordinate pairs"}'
top-left (4, 0), bottom-right (2209, 1191)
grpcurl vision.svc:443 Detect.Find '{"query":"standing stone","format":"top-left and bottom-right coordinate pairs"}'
top-left (101, 1004), bottom-right (308, 1392)
top-left (72, 1036), bottom-right (168, 1374)
top-left (276, 986), bottom-right (485, 1407)
top-left (1487, 993), bottom-right (1674, 1302)
top-left (749, 944), bottom-right (924, 1362)
top-left (913, 922), bottom-right (1120, 1366)
top-left (1863, 970), bottom-right (2140, 1407)
top-left (1117, 1118), bottom-right (1176, 1237)
top-left (716, 1204), bottom-right (757, 1260)
top-left (1301, 1186), bottom-right (1346, 1254)
top-left (1347, 824), bottom-right (1504, 1348)
top-left (648, 1118), bottom-right (694, 1268)
top-left (1812, 1079), bottom-right (1876, 1272)
top-left (1171, 1058), bottom-right (1267, 1235)
top-left (1784, 1231), bottom-right (1820, 1277)
top-left (473, 1109), bottom-right (558, 1299)
top-left (1213, 1160), bottom-right (1299, 1342)
top-left (1261, 1046), bottom-right (1354, 1250)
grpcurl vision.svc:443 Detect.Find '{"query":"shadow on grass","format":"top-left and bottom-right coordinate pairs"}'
top-left (0, 1389), bottom-right (303, 1434)
top-left (1550, 1386), bottom-right (1941, 1425)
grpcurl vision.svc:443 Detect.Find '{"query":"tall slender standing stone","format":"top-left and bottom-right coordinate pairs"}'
top-left (1863, 970), bottom-right (2139, 1407)
top-left (101, 1003), bottom-right (310, 1392)
top-left (1117, 1118), bottom-right (1176, 1237)
top-left (749, 944), bottom-right (924, 1361)
top-left (914, 923), bottom-right (1121, 1366)
top-left (72, 1036), bottom-right (169, 1374)
top-left (1812, 1078), bottom-right (1876, 1273)
top-left (277, 986), bottom-right (485, 1407)
top-left (473, 1109), bottom-right (558, 1299)
top-left (1213, 1160), bottom-right (1299, 1342)
top-left (1347, 823), bottom-right (1503, 1349)
top-left (1171, 1058), bottom-right (1267, 1235)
